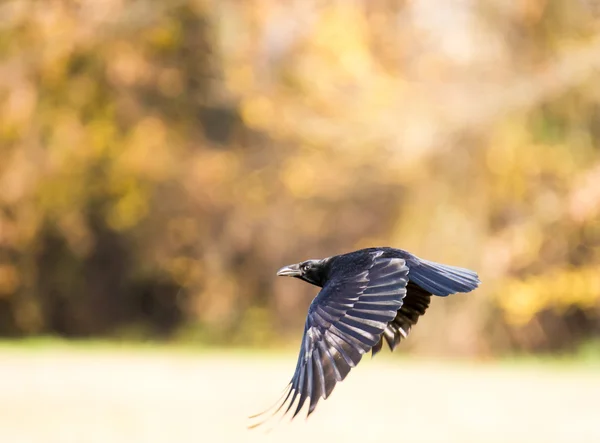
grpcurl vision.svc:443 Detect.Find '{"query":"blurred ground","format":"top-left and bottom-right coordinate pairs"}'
top-left (1, 346), bottom-right (599, 443)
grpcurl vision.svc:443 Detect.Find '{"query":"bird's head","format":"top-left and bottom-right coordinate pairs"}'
top-left (276, 258), bottom-right (329, 287)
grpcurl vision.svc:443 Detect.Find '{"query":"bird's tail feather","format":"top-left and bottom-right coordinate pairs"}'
top-left (408, 258), bottom-right (480, 297)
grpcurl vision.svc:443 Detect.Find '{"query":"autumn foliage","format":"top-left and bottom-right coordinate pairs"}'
top-left (0, 0), bottom-right (599, 354)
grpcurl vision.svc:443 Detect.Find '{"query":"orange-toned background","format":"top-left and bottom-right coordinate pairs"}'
top-left (2, 0), bottom-right (599, 354)
top-left (2, 1), bottom-right (600, 442)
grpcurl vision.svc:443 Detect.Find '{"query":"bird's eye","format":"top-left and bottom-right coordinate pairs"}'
top-left (302, 263), bottom-right (311, 272)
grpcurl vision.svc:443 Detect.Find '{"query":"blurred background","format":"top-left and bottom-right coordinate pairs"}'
top-left (1, 0), bottom-right (600, 442)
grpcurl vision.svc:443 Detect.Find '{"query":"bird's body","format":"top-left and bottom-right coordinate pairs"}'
top-left (249, 247), bottom-right (480, 428)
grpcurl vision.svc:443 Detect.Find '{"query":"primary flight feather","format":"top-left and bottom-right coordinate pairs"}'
top-left (249, 247), bottom-right (480, 428)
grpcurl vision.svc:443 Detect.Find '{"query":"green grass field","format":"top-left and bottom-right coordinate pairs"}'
top-left (1, 340), bottom-right (599, 443)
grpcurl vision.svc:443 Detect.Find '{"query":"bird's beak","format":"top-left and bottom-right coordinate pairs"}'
top-left (276, 263), bottom-right (302, 277)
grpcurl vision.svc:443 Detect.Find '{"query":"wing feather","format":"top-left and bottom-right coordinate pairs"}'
top-left (249, 254), bottom-right (409, 428)
top-left (376, 281), bottom-right (432, 352)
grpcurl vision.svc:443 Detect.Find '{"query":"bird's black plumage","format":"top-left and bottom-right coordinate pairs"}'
top-left (249, 247), bottom-right (480, 428)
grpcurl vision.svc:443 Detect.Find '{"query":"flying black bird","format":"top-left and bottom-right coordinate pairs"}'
top-left (249, 247), bottom-right (480, 428)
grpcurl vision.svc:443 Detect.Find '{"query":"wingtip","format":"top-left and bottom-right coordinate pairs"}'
top-left (247, 382), bottom-right (294, 431)
top-left (246, 417), bottom-right (276, 434)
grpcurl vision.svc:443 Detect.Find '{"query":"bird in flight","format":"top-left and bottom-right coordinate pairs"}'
top-left (249, 247), bottom-right (480, 429)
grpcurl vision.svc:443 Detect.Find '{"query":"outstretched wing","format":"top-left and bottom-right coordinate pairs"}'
top-left (372, 281), bottom-right (431, 355)
top-left (368, 249), bottom-right (480, 355)
top-left (249, 253), bottom-right (409, 427)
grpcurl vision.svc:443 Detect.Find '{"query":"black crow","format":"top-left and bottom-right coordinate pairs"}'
top-left (249, 247), bottom-right (480, 428)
